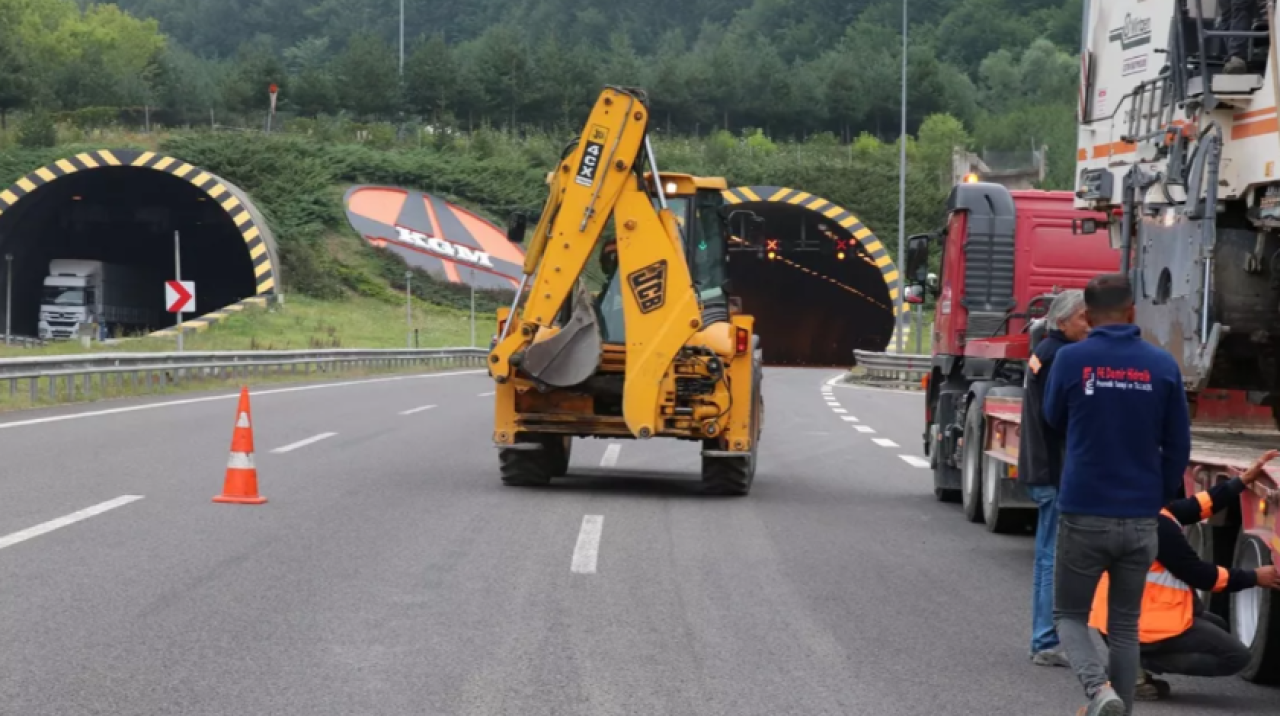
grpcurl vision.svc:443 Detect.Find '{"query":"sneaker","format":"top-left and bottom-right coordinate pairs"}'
top-left (1031, 647), bottom-right (1071, 667)
top-left (1225, 56), bottom-right (1248, 74)
top-left (1080, 683), bottom-right (1125, 716)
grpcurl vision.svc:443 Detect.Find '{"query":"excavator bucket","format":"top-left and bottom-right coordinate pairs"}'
top-left (519, 283), bottom-right (603, 388)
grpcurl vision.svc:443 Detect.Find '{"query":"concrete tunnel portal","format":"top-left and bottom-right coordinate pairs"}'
top-left (720, 186), bottom-right (903, 367)
top-left (0, 150), bottom-right (279, 340)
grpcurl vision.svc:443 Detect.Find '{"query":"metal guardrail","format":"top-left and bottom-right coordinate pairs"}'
top-left (2, 336), bottom-right (46, 349)
top-left (852, 350), bottom-right (930, 387)
top-left (0, 348), bottom-right (488, 404)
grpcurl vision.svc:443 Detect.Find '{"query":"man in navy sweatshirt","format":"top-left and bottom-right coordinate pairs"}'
top-left (1043, 273), bottom-right (1192, 716)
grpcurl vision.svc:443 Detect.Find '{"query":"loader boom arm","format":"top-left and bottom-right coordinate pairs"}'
top-left (488, 87), bottom-right (704, 439)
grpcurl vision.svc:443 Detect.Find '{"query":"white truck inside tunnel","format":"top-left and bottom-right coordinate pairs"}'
top-left (0, 154), bottom-right (278, 340)
top-left (721, 189), bottom-right (898, 367)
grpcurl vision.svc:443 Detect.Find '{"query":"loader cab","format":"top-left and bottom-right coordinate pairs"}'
top-left (595, 174), bottom-right (733, 343)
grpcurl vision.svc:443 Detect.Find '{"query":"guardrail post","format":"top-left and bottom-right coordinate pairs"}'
top-left (29, 377), bottom-right (36, 404)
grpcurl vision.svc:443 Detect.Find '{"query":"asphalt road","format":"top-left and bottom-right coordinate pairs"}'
top-left (1, 367), bottom-right (1276, 715)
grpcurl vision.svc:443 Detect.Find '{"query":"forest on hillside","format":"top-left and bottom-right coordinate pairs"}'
top-left (2, 0), bottom-right (1083, 183)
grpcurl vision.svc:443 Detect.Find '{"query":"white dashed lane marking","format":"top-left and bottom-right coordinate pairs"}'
top-left (399, 404), bottom-right (437, 415)
top-left (271, 432), bottom-right (338, 454)
top-left (855, 425), bottom-right (876, 433)
top-left (840, 416), bottom-right (859, 422)
top-left (477, 391), bottom-right (496, 397)
top-left (600, 443), bottom-right (622, 467)
top-left (832, 408), bottom-right (848, 414)
top-left (872, 438), bottom-right (899, 448)
top-left (571, 515), bottom-right (604, 574)
top-left (0, 496), bottom-right (144, 552)
top-left (899, 455), bottom-right (930, 468)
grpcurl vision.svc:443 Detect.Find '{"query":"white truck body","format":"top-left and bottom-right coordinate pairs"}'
top-left (38, 260), bottom-right (160, 340)
top-left (1076, 0), bottom-right (1280, 209)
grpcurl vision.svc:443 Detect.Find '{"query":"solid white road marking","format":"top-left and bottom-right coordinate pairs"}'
top-left (271, 432), bottom-right (338, 454)
top-left (399, 404), bottom-right (437, 415)
top-left (855, 425), bottom-right (876, 433)
top-left (824, 375), bottom-right (844, 387)
top-left (840, 416), bottom-right (860, 422)
top-left (0, 370), bottom-right (485, 431)
top-left (600, 443), bottom-right (622, 467)
top-left (872, 438), bottom-right (899, 448)
top-left (899, 455), bottom-right (930, 468)
top-left (571, 515), bottom-right (604, 574)
top-left (832, 408), bottom-right (848, 414)
top-left (0, 495), bottom-right (144, 552)
top-left (477, 391), bottom-right (496, 397)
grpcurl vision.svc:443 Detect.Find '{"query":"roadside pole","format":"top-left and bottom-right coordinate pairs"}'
top-left (4, 253), bottom-right (12, 346)
top-left (405, 271), bottom-right (413, 349)
top-left (469, 268), bottom-right (476, 347)
top-left (895, 0), bottom-right (909, 354)
top-left (174, 230), bottom-right (183, 352)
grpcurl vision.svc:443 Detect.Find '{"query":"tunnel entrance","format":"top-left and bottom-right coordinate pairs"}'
top-left (0, 151), bottom-right (278, 341)
top-left (722, 187), bottom-right (901, 367)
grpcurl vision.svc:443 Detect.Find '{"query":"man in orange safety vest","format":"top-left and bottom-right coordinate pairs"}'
top-left (1090, 449), bottom-right (1280, 701)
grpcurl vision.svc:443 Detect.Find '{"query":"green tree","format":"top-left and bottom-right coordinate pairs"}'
top-left (334, 31), bottom-right (401, 118)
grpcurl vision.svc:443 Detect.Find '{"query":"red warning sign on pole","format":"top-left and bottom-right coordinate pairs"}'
top-left (268, 83), bottom-right (279, 113)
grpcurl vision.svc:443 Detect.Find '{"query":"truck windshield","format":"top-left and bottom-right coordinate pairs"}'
top-left (42, 286), bottom-right (88, 306)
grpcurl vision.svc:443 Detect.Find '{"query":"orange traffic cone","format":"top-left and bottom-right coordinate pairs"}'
top-left (214, 387), bottom-right (267, 504)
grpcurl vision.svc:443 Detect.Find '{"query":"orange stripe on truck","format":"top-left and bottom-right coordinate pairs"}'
top-left (1232, 117), bottom-right (1280, 140)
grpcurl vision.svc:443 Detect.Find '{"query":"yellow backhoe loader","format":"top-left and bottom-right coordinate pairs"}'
top-left (488, 85), bottom-right (765, 495)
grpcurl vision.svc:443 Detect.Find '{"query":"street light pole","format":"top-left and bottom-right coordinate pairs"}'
top-left (4, 253), bottom-right (12, 346)
top-left (399, 0), bottom-right (405, 78)
top-left (405, 270), bottom-right (413, 348)
top-left (895, 0), bottom-right (909, 354)
top-left (469, 268), bottom-right (476, 347)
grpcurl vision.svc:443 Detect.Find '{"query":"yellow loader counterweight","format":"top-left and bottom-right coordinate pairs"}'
top-left (487, 86), bottom-right (765, 495)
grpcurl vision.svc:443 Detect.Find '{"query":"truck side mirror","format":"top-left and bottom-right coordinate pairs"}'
top-left (905, 234), bottom-right (931, 282)
top-left (904, 284), bottom-right (925, 305)
top-left (506, 212), bottom-right (528, 245)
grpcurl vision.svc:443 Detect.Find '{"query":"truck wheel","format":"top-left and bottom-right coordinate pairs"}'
top-left (960, 401), bottom-right (985, 523)
top-left (980, 453), bottom-right (1021, 533)
top-left (1230, 533), bottom-right (1280, 684)
top-left (930, 423), bottom-right (961, 503)
top-left (499, 434), bottom-right (557, 487)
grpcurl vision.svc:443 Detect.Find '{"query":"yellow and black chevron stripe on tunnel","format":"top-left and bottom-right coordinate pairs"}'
top-left (149, 296), bottom-right (272, 338)
top-left (722, 186), bottom-right (909, 317)
top-left (0, 149), bottom-right (277, 297)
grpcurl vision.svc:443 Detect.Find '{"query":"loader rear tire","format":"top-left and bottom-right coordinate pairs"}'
top-left (500, 434), bottom-right (565, 487)
top-left (701, 359), bottom-right (762, 496)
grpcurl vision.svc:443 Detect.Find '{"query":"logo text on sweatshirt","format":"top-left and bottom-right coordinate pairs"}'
top-left (1084, 365), bottom-right (1152, 395)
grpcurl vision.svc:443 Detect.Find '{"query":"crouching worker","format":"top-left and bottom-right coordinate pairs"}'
top-left (1090, 449), bottom-right (1280, 700)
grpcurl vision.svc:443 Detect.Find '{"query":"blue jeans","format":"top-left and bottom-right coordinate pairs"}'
top-left (1027, 484), bottom-right (1060, 654)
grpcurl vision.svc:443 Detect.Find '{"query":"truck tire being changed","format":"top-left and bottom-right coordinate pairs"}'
top-left (1185, 522), bottom-right (1232, 620)
top-left (960, 400), bottom-right (986, 524)
top-left (1230, 532), bottom-right (1280, 684)
top-left (981, 452), bottom-right (1022, 534)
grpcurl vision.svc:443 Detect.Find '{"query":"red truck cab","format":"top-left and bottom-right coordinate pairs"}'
top-left (904, 181), bottom-right (1116, 530)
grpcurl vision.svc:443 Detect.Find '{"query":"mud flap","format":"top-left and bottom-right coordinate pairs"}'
top-left (520, 283), bottom-right (603, 388)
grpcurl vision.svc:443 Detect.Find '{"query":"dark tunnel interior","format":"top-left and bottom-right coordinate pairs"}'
top-left (724, 202), bottom-right (895, 367)
top-left (0, 167), bottom-right (257, 339)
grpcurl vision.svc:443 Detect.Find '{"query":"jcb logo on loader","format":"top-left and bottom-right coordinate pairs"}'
top-left (627, 260), bottom-right (668, 314)
top-left (575, 125), bottom-right (608, 187)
